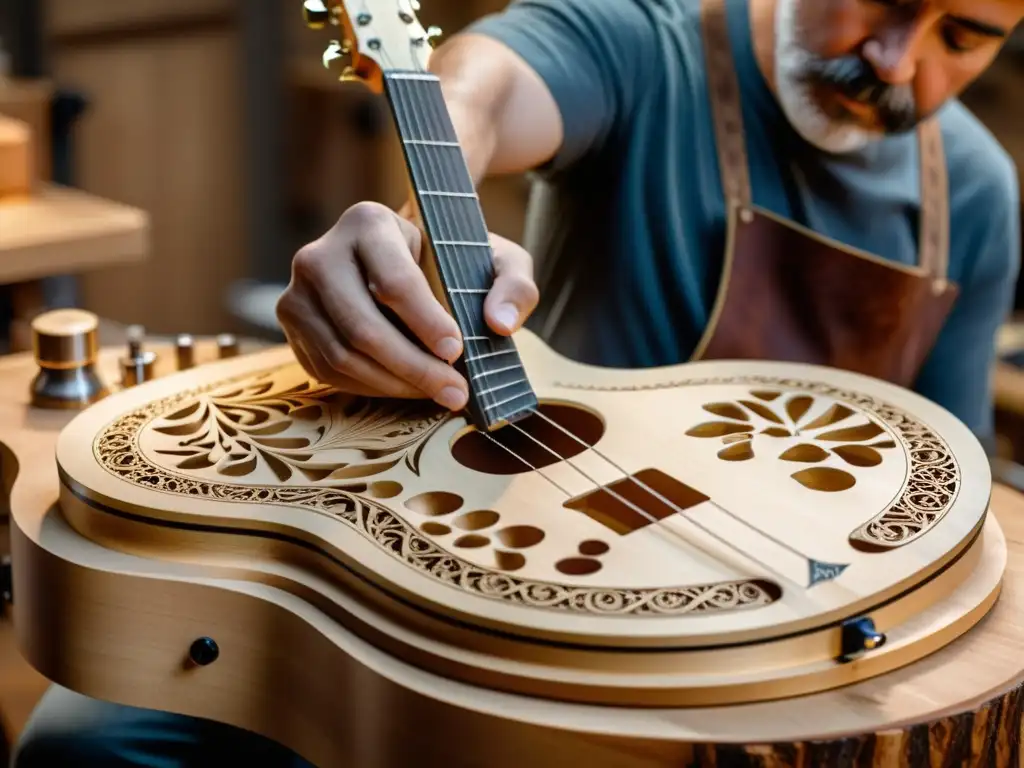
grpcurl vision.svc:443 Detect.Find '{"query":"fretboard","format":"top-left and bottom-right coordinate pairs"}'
top-left (383, 71), bottom-right (537, 431)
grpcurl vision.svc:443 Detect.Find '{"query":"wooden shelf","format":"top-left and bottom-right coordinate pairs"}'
top-left (0, 184), bottom-right (149, 284)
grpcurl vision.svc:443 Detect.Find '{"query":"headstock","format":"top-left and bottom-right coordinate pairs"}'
top-left (302, 0), bottom-right (442, 92)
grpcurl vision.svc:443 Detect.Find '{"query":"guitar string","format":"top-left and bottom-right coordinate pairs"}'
top-left (390, 71), bottom-right (809, 585)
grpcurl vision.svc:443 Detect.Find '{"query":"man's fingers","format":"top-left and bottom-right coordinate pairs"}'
top-left (357, 212), bottom-right (464, 363)
top-left (278, 291), bottom-right (426, 399)
top-left (310, 258), bottom-right (469, 411)
top-left (484, 234), bottom-right (539, 335)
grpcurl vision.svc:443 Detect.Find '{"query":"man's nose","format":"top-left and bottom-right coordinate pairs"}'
top-left (862, 22), bottom-right (926, 85)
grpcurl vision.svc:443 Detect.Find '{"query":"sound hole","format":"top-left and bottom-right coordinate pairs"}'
top-left (451, 402), bottom-right (605, 475)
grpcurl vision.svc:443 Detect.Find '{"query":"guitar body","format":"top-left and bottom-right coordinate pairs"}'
top-left (5, 334), bottom-right (1023, 767)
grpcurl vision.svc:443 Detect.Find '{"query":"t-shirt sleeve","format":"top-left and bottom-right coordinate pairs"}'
top-left (913, 153), bottom-right (1021, 452)
top-left (465, 0), bottom-right (660, 172)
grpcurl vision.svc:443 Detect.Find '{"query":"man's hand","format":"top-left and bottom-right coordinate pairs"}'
top-left (276, 201), bottom-right (539, 411)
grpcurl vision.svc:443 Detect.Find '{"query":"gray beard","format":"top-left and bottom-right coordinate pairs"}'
top-left (773, 0), bottom-right (918, 154)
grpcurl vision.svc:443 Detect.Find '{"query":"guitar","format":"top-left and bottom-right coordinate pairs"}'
top-left (3, 1), bottom-right (1010, 766)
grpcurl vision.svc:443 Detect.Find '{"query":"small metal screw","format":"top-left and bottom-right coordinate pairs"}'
top-left (356, 12), bottom-right (372, 25)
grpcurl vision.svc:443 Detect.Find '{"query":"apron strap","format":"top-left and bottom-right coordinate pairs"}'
top-left (700, 0), bottom-right (950, 282)
top-left (701, 0), bottom-right (753, 211)
top-left (917, 118), bottom-right (950, 283)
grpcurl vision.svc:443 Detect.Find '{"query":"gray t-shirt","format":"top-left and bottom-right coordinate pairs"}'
top-left (468, 0), bottom-right (1020, 442)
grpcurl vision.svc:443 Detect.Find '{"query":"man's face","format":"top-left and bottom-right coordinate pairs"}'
top-left (775, 0), bottom-right (1023, 152)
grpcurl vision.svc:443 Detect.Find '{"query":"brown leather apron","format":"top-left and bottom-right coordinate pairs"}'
top-left (691, 0), bottom-right (958, 388)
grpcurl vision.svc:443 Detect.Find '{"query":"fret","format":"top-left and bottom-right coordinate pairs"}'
top-left (483, 390), bottom-right (535, 414)
top-left (471, 364), bottom-right (522, 382)
top-left (388, 72), bottom-right (439, 81)
top-left (382, 70), bottom-right (538, 429)
top-left (466, 349), bottom-right (517, 363)
top-left (403, 139), bottom-right (460, 146)
top-left (417, 195), bottom-right (490, 243)
top-left (405, 143), bottom-right (475, 194)
top-left (479, 378), bottom-right (530, 397)
top-left (419, 191), bottom-right (478, 198)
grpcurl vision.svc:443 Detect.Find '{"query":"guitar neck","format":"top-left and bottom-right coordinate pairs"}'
top-left (382, 70), bottom-right (538, 432)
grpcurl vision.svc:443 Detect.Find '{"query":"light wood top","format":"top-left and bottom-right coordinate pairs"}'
top-left (0, 185), bottom-right (149, 283)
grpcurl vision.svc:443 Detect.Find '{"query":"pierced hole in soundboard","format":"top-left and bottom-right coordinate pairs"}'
top-left (421, 522), bottom-right (451, 536)
top-left (556, 557), bottom-right (602, 576)
top-left (494, 551), bottom-right (526, 572)
top-left (404, 491), bottom-right (463, 517)
top-left (578, 540), bottom-right (609, 556)
top-left (791, 467), bottom-right (856, 492)
top-left (454, 510), bottom-right (500, 531)
top-left (368, 481), bottom-right (402, 499)
top-left (496, 525), bottom-right (545, 549)
top-left (453, 534), bottom-right (489, 549)
top-left (450, 401), bottom-right (604, 475)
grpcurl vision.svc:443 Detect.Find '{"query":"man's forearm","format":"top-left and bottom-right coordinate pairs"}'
top-left (418, 32), bottom-right (562, 187)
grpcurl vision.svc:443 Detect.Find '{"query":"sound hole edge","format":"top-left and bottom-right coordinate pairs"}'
top-left (450, 401), bottom-right (606, 476)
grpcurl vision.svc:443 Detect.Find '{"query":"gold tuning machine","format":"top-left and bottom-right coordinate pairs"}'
top-left (322, 40), bottom-right (357, 82)
top-left (303, 0), bottom-right (332, 29)
top-left (29, 308), bottom-right (109, 409)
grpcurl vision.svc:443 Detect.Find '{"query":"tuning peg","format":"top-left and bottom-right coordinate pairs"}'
top-left (322, 39), bottom-right (349, 67)
top-left (425, 25), bottom-right (443, 42)
top-left (303, 0), bottom-right (331, 29)
top-left (323, 40), bottom-right (358, 81)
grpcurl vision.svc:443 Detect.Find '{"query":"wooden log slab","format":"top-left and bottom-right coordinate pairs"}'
top-left (2, 344), bottom-right (1024, 767)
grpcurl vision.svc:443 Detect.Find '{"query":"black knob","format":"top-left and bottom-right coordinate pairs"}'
top-left (839, 617), bottom-right (886, 660)
top-left (188, 637), bottom-right (220, 666)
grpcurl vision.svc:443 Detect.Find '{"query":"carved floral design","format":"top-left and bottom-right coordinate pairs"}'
top-left (555, 375), bottom-right (960, 551)
top-left (146, 373), bottom-right (449, 483)
top-left (685, 390), bottom-right (897, 493)
top-left (91, 365), bottom-right (779, 617)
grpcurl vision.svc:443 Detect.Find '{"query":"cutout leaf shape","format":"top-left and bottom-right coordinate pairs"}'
top-left (703, 403), bottom-right (749, 421)
top-left (738, 400), bottom-right (783, 424)
top-left (832, 445), bottom-right (883, 467)
top-left (800, 403), bottom-right (855, 431)
top-left (686, 422), bottom-right (755, 438)
top-left (779, 444), bottom-right (829, 463)
top-left (718, 441), bottom-right (754, 461)
top-left (791, 467), bottom-right (856, 492)
top-left (814, 422), bottom-right (885, 442)
top-left (785, 395), bottom-right (813, 424)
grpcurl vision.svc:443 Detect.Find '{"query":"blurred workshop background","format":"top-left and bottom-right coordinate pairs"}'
top-left (0, 0), bottom-right (1023, 756)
